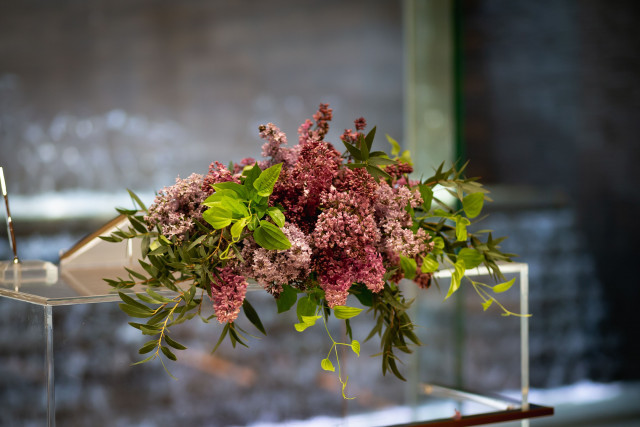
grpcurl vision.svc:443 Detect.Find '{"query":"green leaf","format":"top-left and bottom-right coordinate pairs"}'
top-left (211, 324), bottom-right (229, 354)
top-left (387, 134), bottom-right (401, 156)
top-left (253, 163), bottom-right (282, 197)
top-left (140, 324), bottom-right (162, 335)
top-left (482, 299), bottom-right (493, 311)
top-left (128, 216), bottom-right (148, 234)
top-left (202, 206), bottom-right (232, 229)
top-left (118, 292), bottom-right (151, 312)
top-left (351, 340), bottom-right (361, 357)
top-left (364, 126), bottom-right (377, 152)
top-left (445, 259), bottom-right (466, 300)
top-left (141, 235), bottom-right (150, 257)
top-left (132, 353), bottom-right (157, 366)
top-left (243, 298), bottom-right (266, 335)
top-left (342, 140), bottom-right (364, 160)
top-left (212, 181), bottom-right (249, 199)
top-left (136, 293), bottom-right (161, 305)
top-left (333, 305), bottom-right (363, 320)
top-left (139, 339), bottom-right (158, 354)
top-left (147, 288), bottom-right (174, 303)
top-left (365, 164), bottom-right (391, 181)
top-left (276, 284), bottom-right (298, 313)
top-left (127, 189), bottom-right (148, 212)
top-left (119, 304), bottom-right (154, 318)
top-left (455, 216), bottom-right (471, 241)
top-left (126, 268), bottom-right (147, 281)
top-left (421, 254), bottom-right (439, 273)
top-left (253, 221), bottom-right (291, 250)
top-left (418, 184), bottom-right (434, 212)
top-left (458, 248), bottom-right (484, 269)
top-left (321, 358), bottom-right (335, 372)
top-left (266, 207), bottom-right (285, 227)
top-left (99, 235), bottom-right (122, 243)
top-left (353, 286), bottom-right (373, 307)
top-left (399, 255), bottom-right (417, 280)
top-left (367, 156), bottom-right (396, 166)
top-left (432, 236), bottom-right (445, 251)
top-left (205, 194), bottom-right (249, 218)
top-left (296, 295), bottom-right (317, 322)
top-left (463, 192), bottom-right (485, 219)
top-left (164, 335), bottom-right (187, 351)
top-left (243, 163), bottom-right (262, 189)
top-left (493, 277), bottom-right (516, 293)
top-left (294, 315), bottom-right (322, 332)
top-left (230, 217), bottom-right (248, 240)
top-left (160, 345), bottom-right (177, 361)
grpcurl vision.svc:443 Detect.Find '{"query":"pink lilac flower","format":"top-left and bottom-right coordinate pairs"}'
top-left (202, 161), bottom-right (239, 194)
top-left (232, 157), bottom-right (256, 174)
top-left (240, 223), bottom-right (312, 295)
top-left (210, 266), bottom-right (248, 324)
top-left (340, 128), bottom-right (359, 145)
top-left (316, 247), bottom-right (385, 307)
top-left (258, 123), bottom-right (299, 168)
top-left (354, 117), bottom-right (367, 131)
top-left (311, 187), bottom-right (385, 307)
top-left (374, 181), bottom-right (433, 283)
top-left (298, 103), bottom-right (333, 144)
top-left (385, 162), bottom-right (414, 184)
top-left (145, 173), bottom-right (207, 242)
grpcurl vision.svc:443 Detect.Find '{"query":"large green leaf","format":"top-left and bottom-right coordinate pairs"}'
top-left (493, 277), bottom-right (516, 293)
top-left (463, 192), bottom-right (484, 218)
top-left (243, 163), bottom-right (262, 189)
top-left (296, 295), bottom-right (317, 322)
top-left (212, 182), bottom-right (249, 199)
top-left (266, 207), bottom-right (285, 227)
top-left (458, 248), bottom-right (484, 269)
top-left (276, 284), bottom-right (298, 313)
top-left (399, 255), bottom-right (417, 280)
top-left (333, 305), bottom-right (363, 320)
top-left (253, 220), bottom-right (291, 250)
top-left (253, 163), bottom-right (282, 197)
top-left (421, 254), bottom-right (439, 273)
top-left (445, 259), bottom-right (466, 300)
top-left (202, 206), bottom-right (232, 229)
top-left (418, 184), bottom-right (434, 212)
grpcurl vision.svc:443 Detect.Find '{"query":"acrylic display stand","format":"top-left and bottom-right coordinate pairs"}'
top-left (0, 260), bottom-right (552, 427)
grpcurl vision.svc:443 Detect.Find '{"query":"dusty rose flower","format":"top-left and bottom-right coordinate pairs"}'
top-left (210, 266), bottom-right (248, 324)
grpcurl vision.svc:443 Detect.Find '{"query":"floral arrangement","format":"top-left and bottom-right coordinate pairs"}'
top-left (104, 104), bottom-right (518, 398)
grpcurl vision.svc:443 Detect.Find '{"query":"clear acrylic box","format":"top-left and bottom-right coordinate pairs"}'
top-left (0, 262), bottom-right (552, 426)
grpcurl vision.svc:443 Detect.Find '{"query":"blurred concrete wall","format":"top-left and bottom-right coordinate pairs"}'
top-left (0, 0), bottom-right (403, 195)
